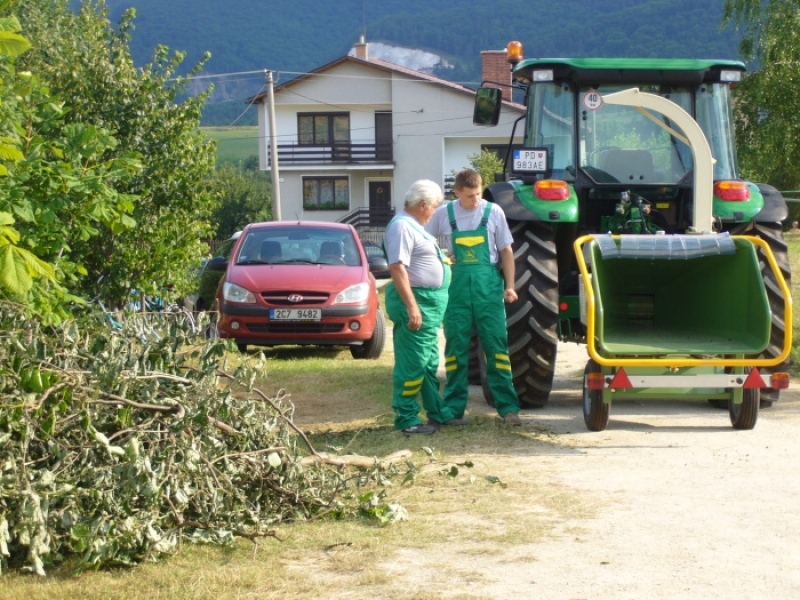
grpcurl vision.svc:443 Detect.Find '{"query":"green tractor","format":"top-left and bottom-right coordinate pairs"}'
top-left (473, 43), bottom-right (792, 428)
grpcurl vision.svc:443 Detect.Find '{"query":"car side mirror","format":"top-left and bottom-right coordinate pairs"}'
top-left (369, 256), bottom-right (388, 273)
top-left (206, 256), bottom-right (229, 272)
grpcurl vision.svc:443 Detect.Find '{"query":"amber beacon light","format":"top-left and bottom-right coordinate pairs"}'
top-left (507, 41), bottom-right (523, 65)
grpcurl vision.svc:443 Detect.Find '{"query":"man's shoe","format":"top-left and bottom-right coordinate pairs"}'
top-left (398, 424), bottom-right (437, 435)
top-left (428, 417), bottom-right (470, 427)
top-left (502, 412), bottom-right (522, 426)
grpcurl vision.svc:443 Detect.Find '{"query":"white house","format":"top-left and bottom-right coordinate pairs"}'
top-left (250, 41), bottom-right (524, 227)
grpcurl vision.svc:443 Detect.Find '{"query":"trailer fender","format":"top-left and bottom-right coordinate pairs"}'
top-left (485, 182), bottom-right (540, 221)
top-left (753, 182), bottom-right (788, 222)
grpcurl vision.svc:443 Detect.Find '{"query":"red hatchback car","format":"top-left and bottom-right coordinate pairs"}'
top-left (206, 221), bottom-right (387, 359)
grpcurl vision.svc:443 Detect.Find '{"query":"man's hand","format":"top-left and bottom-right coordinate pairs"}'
top-left (503, 287), bottom-right (518, 303)
top-left (407, 305), bottom-right (423, 330)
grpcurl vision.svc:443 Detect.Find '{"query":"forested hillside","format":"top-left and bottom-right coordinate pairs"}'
top-left (99, 0), bottom-right (744, 125)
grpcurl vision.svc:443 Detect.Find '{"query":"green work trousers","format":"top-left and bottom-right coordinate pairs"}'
top-left (386, 282), bottom-right (450, 430)
top-left (442, 266), bottom-right (519, 418)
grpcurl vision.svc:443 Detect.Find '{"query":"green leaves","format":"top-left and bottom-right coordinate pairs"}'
top-left (0, 302), bottom-right (410, 575)
top-left (8, 0), bottom-right (215, 310)
top-left (724, 1), bottom-right (800, 193)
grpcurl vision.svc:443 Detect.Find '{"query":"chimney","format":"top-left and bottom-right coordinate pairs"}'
top-left (355, 35), bottom-right (368, 60)
top-left (481, 49), bottom-right (513, 101)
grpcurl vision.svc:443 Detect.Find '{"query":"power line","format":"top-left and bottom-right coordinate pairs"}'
top-left (182, 67), bottom-right (480, 88)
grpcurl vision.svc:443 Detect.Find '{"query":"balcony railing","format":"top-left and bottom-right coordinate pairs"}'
top-left (268, 142), bottom-right (393, 166)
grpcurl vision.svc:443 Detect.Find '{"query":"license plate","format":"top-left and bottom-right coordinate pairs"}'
top-left (512, 147), bottom-right (548, 173)
top-left (270, 308), bottom-right (321, 321)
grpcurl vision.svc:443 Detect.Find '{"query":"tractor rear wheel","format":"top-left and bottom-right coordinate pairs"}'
top-left (729, 370), bottom-right (759, 430)
top-left (503, 220), bottom-right (560, 408)
top-left (468, 330), bottom-right (481, 385)
top-left (477, 340), bottom-right (495, 407)
top-left (732, 221), bottom-right (790, 407)
top-left (583, 359), bottom-right (610, 431)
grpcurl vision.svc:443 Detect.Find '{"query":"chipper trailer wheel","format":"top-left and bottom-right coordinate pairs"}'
top-left (729, 368), bottom-right (760, 430)
top-left (583, 359), bottom-right (610, 431)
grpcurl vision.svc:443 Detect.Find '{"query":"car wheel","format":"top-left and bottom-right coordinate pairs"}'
top-left (350, 309), bottom-right (386, 359)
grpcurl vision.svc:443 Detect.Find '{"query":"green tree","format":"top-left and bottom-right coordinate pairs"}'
top-left (208, 164), bottom-right (271, 239)
top-left (723, 0), bottom-right (800, 194)
top-left (14, 0), bottom-right (216, 304)
top-left (0, 1), bottom-right (141, 320)
top-left (468, 148), bottom-right (506, 187)
top-left (451, 148), bottom-right (506, 191)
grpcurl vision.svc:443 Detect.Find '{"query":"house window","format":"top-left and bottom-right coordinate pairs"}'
top-left (303, 177), bottom-right (350, 210)
top-left (298, 113), bottom-right (350, 145)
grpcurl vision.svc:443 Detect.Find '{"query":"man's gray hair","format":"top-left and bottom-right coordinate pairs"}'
top-left (404, 179), bottom-right (443, 208)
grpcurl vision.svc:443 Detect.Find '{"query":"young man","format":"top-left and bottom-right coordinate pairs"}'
top-left (384, 180), bottom-right (452, 435)
top-left (425, 169), bottom-right (521, 426)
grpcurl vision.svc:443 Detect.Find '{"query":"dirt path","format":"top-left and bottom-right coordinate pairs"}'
top-left (293, 331), bottom-right (800, 599)
top-left (409, 342), bottom-right (800, 599)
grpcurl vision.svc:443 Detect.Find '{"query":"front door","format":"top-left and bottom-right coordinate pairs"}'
top-left (368, 181), bottom-right (392, 227)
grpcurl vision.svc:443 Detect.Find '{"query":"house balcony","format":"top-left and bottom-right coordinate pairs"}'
top-left (267, 142), bottom-right (393, 166)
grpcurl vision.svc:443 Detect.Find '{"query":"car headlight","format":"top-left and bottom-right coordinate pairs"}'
top-left (334, 282), bottom-right (369, 304)
top-left (223, 282), bottom-right (257, 304)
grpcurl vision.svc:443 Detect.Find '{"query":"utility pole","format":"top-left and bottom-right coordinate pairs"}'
top-left (266, 70), bottom-right (281, 221)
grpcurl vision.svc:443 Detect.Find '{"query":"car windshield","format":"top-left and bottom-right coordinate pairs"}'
top-left (234, 226), bottom-right (363, 267)
top-left (529, 81), bottom-right (738, 183)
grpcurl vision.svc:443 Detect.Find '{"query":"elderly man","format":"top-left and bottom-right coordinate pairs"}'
top-left (383, 180), bottom-right (452, 435)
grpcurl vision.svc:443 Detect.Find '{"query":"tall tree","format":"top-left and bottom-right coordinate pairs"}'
top-left (0, 0), bottom-right (142, 320)
top-left (723, 0), bottom-right (800, 193)
top-left (13, 0), bottom-right (217, 304)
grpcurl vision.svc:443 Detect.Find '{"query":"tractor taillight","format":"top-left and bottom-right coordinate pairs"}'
top-left (714, 181), bottom-right (750, 201)
top-left (535, 180), bottom-right (569, 200)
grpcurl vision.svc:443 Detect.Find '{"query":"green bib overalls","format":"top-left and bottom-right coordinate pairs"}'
top-left (442, 202), bottom-right (519, 418)
top-left (385, 216), bottom-right (451, 430)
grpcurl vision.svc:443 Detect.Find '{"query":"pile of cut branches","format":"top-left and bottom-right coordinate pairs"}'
top-left (0, 302), bottom-right (410, 575)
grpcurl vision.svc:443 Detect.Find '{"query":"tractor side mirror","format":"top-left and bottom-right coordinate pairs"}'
top-left (473, 87), bottom-right (502, 126)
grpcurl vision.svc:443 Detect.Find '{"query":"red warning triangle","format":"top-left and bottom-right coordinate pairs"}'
top-left (609, 368), bottom-right (632, 389)
top-left (743, 368), bottom-right (766, 389)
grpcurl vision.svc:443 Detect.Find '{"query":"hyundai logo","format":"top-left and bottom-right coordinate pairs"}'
top-left (287, 294), bottom-right (304, 303)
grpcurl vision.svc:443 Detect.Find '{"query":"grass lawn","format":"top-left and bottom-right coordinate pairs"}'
top-left (202, 126), bottom-right (259, 167)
